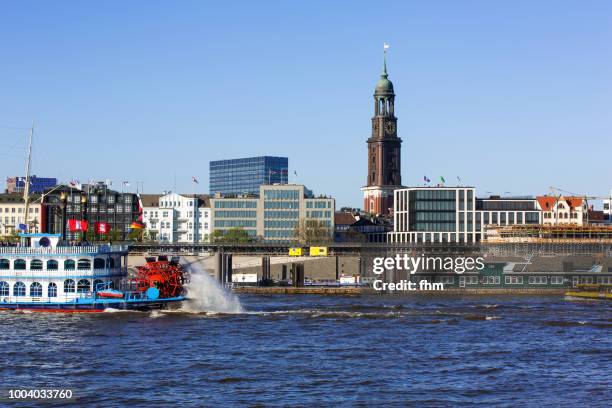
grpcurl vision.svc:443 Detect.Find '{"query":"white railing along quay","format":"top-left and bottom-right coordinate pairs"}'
top-left (0, 245), bottom-right (129, 255)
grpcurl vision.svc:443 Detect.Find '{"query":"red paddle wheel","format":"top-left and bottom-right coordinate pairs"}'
top-left (133, 256), bottom-right (186, 298)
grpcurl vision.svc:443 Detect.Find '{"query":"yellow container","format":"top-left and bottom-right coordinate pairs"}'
top-left (309, 246), bottom-right (328, 257)
top-left (289, 247), bottom-right (303, 256)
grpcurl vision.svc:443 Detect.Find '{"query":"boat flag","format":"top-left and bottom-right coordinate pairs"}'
top-left (94, 222), bottom-right (110, 234)
top-left (192, 176), bottom-right (199, 184)
top-left (68, 219), bottom-right (88, 232)
top-left (424, 176), bottom-right (431, 183)
top-left (18, 223), bottom-right (27, 231)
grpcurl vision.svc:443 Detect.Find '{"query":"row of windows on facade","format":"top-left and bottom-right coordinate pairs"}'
top-left (543, 212), bottom-right (584, 219)
top-left (213, 201), bottom-right (258, 209)
top-left (145, 210), bottom-right (210, 218)
top-left (67, 205), bottom-right (134, 213)
top-left (155, 221), bottom-right (209, 230)
top-left (159, 200), bottom-right (198, 208)
top-left (214, 220), bottom-right (257, 228)
top-left (0, 279), bottom-right (104, 297)
top-left (1, 207), bottom-right (40, 213)
top-left (209, 173), bottom-right (287, 182)
top-left (306, 211), bottom-right (332, 219)
top-left (263, 190), bottom-right (300, 200)
top-left (214, 210), bottom-right (257, 218)
top-left (0, 258), bottom-right (118, 270)
top-left (3, 216), bottom-right (40, 224)
top-left (52, 195), bottom-right (132, 204)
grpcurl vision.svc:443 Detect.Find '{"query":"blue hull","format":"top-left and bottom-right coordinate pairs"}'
top-left (0, 297), bottom-right (185, 313)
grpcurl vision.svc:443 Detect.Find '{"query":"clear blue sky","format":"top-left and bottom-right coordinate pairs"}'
top-left (1, 0), bottom-right (611, 207)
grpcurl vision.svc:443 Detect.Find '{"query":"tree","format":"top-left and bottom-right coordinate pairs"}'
top-left (85, 229), bottom-right (99, 242)
top-left (212, 227), bottom-right (252, 243)
top-left (294, 219), bottom-right (333, 245)
top-left (128, 228), bottom-right (144, 242)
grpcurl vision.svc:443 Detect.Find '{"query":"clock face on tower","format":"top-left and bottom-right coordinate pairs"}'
top-left (385, 121), bottom-right (396, 135)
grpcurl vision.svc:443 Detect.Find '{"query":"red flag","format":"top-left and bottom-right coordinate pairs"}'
top-left (68, 219), bottom-right (88, 232)
top-left (94, 222), bottom-right (110, 234)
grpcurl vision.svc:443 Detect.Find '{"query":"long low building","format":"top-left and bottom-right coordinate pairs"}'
top-left (390, 187), bottom-right (541, 243)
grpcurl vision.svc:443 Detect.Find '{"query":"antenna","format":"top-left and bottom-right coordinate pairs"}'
top-left (23, 121), bottom-right (34, 234)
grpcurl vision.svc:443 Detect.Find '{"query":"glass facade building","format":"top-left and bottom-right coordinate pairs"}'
top-left (391, 187), bottom-right (542, 243)
top-left (6, 176), bottom-right (57, 194)
top-left (209, 156), bottom-right (288, 196)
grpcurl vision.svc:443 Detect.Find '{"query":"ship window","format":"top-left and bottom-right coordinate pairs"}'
top-left (30, 259), bottom-right (43, 270)
top-left (13, 281), bottom-right (26, 296)
top-left (77, 279), bottom-right (90, 293)
top-left (48, 283), bottom-right (57, 297)
top-left (109, 258), bottom-right (116, 268)
top-left (77, 259), bottom-right (91, 270)
top-left (0, 281), bottom-right (8, 296)
top-left (93, 279), bottom-right (104, 292)
top-left (64, 279), bottom-right (75, 293)
top-left (94, 258), bottom-right (105, 269)
top-left (47, 260), bottom-right (58, 270)
top-left (30, 282), bottom-right (42, 297)
top-left (0, 259), bottom-right (9, 270)
top-left (14, 259), bottom-right (26, 270)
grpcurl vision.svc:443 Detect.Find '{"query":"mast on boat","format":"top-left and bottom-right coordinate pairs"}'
top-left (23, 121), bottom-right (34, 234)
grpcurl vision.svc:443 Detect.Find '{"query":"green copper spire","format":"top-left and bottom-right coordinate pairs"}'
top-left (375, 43), bottom-right (394, 95)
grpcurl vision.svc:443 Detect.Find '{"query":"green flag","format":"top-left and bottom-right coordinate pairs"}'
top-left (440, 176), bottom-right (445, 183)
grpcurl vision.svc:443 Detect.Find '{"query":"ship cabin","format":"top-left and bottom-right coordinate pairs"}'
top-left (0, 233), bottom-right (129, 304)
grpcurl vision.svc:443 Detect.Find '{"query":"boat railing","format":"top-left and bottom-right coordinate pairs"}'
top-left (0, 245), bottom-right (129, 255)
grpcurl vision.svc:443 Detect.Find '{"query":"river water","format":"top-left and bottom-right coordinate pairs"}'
top-left (1, 293), bottom-right (611, 407)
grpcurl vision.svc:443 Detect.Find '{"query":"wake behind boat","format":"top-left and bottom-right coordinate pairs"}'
top-left (0, 233), bottom-right (186, 312)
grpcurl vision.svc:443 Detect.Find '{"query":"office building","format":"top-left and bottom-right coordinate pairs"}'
top-left (209, 156), bottom-right (288, 196)
top-left (6, 175), bottom-right (57, 194)
top-left (210, 184), bottom-right (334, 242)
top-left (389, 187), bottom-right (541, 243)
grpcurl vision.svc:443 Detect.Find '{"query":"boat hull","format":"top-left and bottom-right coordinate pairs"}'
top-left (0, 297), bottom-right (185, 313)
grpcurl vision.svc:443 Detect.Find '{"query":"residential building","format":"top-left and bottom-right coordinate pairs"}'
top-left (362, 50), bottom-right (402, 215)
top-left (537, 196), bottom-right (588, 226)
top-left (209, 156), bottom-right (288, 196)
top-left (42, 183), bottom-right (139, 241)
top-left (0, 194), bottom-right (44, 236)
top-left (6, 175), bottom-right (57, 194)
top-left (389, 187), bottom-right (541, 243)
top-left (211, 184), bottom-right (334, 242)
top-left (141, 192), bottom-right (212, 243)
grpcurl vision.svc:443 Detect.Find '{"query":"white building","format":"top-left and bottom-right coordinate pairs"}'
top-left (0, 194), bottom-right (43, 237)
top-left (537, 196), bottom-right (588, 226)
top-left (141, 193), bottom-right (212, 243)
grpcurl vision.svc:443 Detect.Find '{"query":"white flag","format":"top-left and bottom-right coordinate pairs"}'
top-left (383, 42), bottom-right (390, 50)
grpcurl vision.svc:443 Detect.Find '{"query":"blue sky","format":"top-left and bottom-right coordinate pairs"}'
top-left (1, 0), bottom-right (611, 207)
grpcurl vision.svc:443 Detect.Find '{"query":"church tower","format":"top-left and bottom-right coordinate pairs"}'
top-left (361, 46), bottom-right (402, 215)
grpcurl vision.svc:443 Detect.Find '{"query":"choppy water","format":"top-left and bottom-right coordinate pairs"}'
top-left (1, 295), bottom-right (611, 407)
